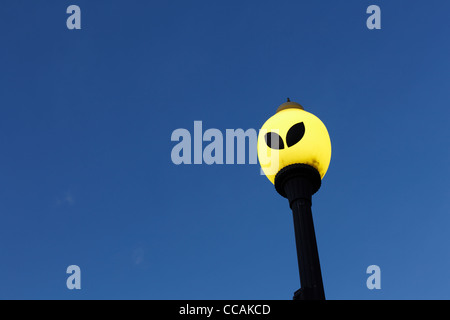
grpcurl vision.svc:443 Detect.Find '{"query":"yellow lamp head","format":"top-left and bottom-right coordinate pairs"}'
top-left (257, 100), bottom-right (331, 184)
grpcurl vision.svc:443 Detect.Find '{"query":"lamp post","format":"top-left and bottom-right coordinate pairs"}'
top-left (257, 100), bottom-right (331, 300)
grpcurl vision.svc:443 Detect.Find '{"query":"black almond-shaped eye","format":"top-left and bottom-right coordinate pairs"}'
top-left (265, 132), bottom-right (284, 150)
top-left (286, 122), bottom-right (305, 147)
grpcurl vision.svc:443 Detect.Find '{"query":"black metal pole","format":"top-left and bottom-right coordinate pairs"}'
top-left (275, 164), bottom-right (325, 300)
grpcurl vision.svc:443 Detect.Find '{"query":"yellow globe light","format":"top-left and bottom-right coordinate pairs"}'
top-left (257, 100), bottom-right (331, 185)
top-left (257, 99), bottom-right (331, 300)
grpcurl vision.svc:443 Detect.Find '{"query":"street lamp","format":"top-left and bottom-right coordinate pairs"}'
top-left (257, 99), bottom-right (331, 300)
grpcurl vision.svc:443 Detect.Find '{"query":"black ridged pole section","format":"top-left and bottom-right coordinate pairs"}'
top-left (275, 163), bottom-right (325, 300)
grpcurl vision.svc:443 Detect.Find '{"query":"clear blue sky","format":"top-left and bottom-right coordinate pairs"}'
top-left (0, 0), bottom-right (449, 299)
